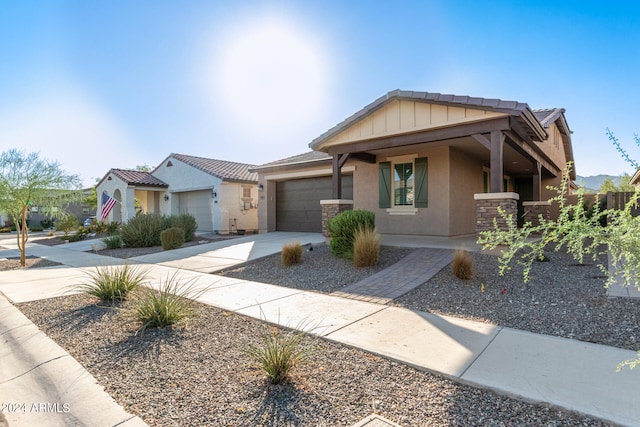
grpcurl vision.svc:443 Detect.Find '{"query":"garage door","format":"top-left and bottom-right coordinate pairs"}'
top-left (177, 190), bottom-right (213, 232)
top-left (276, 175), bottom-right (353, 232)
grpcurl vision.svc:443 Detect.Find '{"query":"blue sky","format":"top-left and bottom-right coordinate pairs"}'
top-left (2, 1), bottom-right (640, 187)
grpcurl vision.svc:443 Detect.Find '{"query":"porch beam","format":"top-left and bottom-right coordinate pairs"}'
top-left (350, 152), bottom-right (377, 163)
top-left (471, 133), bottom-right (491, 150)
top-left (490, 131), bottom-right (505, 193)
top-left (327, 117), bottom-right (511, 155)
top-left (503, 130), bottom-right (560, 177)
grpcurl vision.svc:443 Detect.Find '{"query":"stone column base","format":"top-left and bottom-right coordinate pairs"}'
top-left (522, 201), bottom-right (551, 227)
top-left (320, 199), bottom-right (353, 237)
top-left (474, 192), bottom-right (519, 233)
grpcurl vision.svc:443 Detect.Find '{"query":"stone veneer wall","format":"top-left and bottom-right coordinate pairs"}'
top-left (474, 193), bottom-right (519, 233)
top-left (522, 201), bottom-right (551, 227)
top-left (320, 199), bottom-right (353, 237)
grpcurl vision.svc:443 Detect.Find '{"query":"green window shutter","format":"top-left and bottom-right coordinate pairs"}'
top-left (415, 157), bottom-right (428, 208)
top-left (378, 161), bottom-right (391, 208)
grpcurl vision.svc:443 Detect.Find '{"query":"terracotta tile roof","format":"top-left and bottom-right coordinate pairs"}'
top-left (169, 153), bottom-right (258, 183)
top-left (110, 169), bottom-right (168, 187)
top-left (251, 151), bottom-right (331, 170)
top-left (310, 89), bottom-right (547, 149)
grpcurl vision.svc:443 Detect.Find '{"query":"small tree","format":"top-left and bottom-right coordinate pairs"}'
top-left (0, 149), bottom-right (82, 266)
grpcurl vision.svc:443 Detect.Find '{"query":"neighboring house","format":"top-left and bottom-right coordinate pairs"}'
top-left (252, 89), bottom-right (575, 236)
top-left (6, 188), bottom-right (95, 228)
top-left (96, 153), bottom-right (259, 234)
top-left (630, 168), bottom-right (640, 189)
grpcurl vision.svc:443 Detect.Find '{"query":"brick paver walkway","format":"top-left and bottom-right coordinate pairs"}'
top-left (331, 248), bottom-right (453, 304)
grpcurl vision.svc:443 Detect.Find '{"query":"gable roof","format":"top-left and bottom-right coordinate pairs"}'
top-left (97, 168), bottom-right (169, 188)
top-left (309, 89), bottom-right (547, 150)
top-left (251, 151), bottom-right (331, 171)
top-left (164, 153), bottom-right (258, 183)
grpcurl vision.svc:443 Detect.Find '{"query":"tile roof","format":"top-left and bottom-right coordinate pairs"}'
top-left (169, 153), bottom-right (258, 183)
top-left (533, 108), bottom-right (566, 128)
top-left (251, 151), bottom-right (331, 170)
top-left (310, 89), bottom-right (546, 149)
top-left (110, 169), bottom-right (168, 187)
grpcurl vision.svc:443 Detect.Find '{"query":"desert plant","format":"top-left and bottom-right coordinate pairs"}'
top-left (327, 209), bottom-right (375, 259)
top-left (281, 242), bottom-right (303, 266)
top-left (55, 215), bottom-right (80, 236)
top-left (66, 232), bottom-right (86, 242)
top-left (103, 235), bottom-right (123, 249)
top-left (77, 264), bottom-right (148, 303)
top-left (353, 227), bottom-right (380, 267)
top-left (133, 272), bottom-right (202, 329)
top-left (246, 324), bottom-right (308, 385)
top-left (452, 249), bottom-right (474, 280)
top-left (168, 213), bottom-right (198, 242)
top-left (161, 227), bottom-right (185, 250)
top-left (106, 221), bottom-right (120, 235)
top-left (120, 213), bottom-right (166, 248)
top-left (40, 218), bottom-right (54, 229)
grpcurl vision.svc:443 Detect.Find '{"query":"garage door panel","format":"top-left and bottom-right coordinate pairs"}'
top-left (276, 176), bottom-right (352, 232)
top-left (178, 190), bottom-right (212, 232)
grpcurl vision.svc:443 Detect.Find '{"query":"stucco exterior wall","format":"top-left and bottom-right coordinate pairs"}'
top-left (96, 173), bottom-right (128, 222)
top-left (153, 157), bottom-right (221, 192)
top-left (217, 182), bottom-right (258, 233)
top-left (449, 148), bottom-right (484, 236)
top-left (354, 146), bottom-right (451, 236)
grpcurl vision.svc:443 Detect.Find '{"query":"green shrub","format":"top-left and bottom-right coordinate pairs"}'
top-left (67, 232), bottom-right (85, 242)
top-left (103, 235), bottom-right (123, 249)
top-left (30, 226), bottom-right (44, 232)
top-left (246, 324), bottom-right (308, 385)
top-left (327, 210), bottom-right (375, 259)
top-left (77, 264), bottom-right (147, 303)
top-left (161, 227), bottom-right (185, 250)
top-left (55, 215), bottom-right (80, 236)
top-left (281, 242), bottom-right (303, 266)
top-left (0, 227), bottom-right (11, 233)
top-left (168, 213), bottom-right (198, 242)
top-left (353, 227), bottom-right (380, 267)
top-left (452, 249), bottom-right (474, 280)
top-left (40, 219), bottom-right (54, 229)
top-left (106, 221), bottom-right (120, 236)
top-left (120, 213), bottom-right (166, 248)
top-left (133, 272), bottom-right (202, 329)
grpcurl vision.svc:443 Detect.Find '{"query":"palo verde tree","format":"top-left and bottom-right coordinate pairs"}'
top-left (0, 149), bottom-right (82, 266)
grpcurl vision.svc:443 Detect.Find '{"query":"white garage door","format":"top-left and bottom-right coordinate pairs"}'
top-left (177, 190), bottom-right (212, 232)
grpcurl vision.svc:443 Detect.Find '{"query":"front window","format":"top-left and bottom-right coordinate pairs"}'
top-left (394, 162), bottom-right (414, 206)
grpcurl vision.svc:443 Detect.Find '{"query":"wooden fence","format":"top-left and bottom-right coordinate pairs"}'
top-left (606, 191), bottom-right (640, 216)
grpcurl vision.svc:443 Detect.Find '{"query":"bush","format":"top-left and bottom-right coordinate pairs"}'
top-left (168, 213), bottom-right (198, 242)
top-left (40, 219), bottom-right (54, 229)
top-left (327, 210), bottom-right (375, 259)
top-left (77, 264), bottom-right (147, 303)
top-left (106, 221), bottom-right (120, 236)
top-left (132, 271), bottom-right (202, 329)
top-left (30, 226), bottom-right (44, 232)
top-left (0, 227), bottom-right (10, 233)
top-left (353, 227), bottom-right (380, 267)
top-left (246, 324), bottom-right (308, 385)
top-left (120, 213), bottom-right (166, 248)
top-left (103, 235), bottom-right (123, 249)
top-left (452, 249), bottom-right (473, 280)
top-left (66, 232), bottom-right (86, 242)
top-left (161, 227), bottom-right (185, 250)
top-left (281, 242), bottom-right (303, 266)
top-left (55, 215), bottom-right (80, 236)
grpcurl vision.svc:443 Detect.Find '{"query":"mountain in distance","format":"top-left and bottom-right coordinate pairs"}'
top-left (575, 174), bottom-right (625, 192)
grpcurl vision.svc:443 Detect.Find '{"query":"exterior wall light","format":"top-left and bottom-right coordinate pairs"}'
top-left (258, 183), bottom-right (264, 192)
top-left (164, 194), bottom-right (169, 201)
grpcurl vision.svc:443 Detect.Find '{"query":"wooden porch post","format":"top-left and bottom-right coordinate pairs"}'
top-left (490, 131), bottom-right (505, 193)
top-left (533, 161), bottom-right (542, 201)
top-left (332, 154), bottom-right (342, 199)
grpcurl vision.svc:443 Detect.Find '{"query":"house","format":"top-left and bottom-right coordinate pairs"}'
top-left (96, 153), bottom-right (259, 234)
top-left (630, 168), bottom-right (640, 189)
top-left (252, 90), bottom-right (576, 236)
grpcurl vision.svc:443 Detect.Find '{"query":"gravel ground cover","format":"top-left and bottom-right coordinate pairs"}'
top-left (17, 293), bottom-right (610, 426)
top-left (0, 255), bottom-right (61, 271)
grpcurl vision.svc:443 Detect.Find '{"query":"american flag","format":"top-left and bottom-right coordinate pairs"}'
top-left (101, 191), bottom-right (117, 221)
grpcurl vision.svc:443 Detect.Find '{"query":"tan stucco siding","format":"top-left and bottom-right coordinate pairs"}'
top-left (217, 182), bottom-right (258, 233)
top-left (538, 122), bottom-right (568, 171)
top-left (319, 100), bottom-right (506, 150)
top-left (449, 148), bottom-right (484, 236)
top-left (353, 146), bottom-right (451, 236)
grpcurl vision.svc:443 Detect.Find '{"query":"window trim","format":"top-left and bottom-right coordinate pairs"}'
top-left (380, 154), bottom-right (428, 215)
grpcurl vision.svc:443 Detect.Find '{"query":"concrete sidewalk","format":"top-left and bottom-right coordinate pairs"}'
top-left (1, 233), bottom-right (640, 426)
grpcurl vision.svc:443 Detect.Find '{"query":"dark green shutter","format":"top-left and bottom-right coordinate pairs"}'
top-left (415, 157), bottom-right (428, 208)
top-left (378, 161), bottom-right (391, 208)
